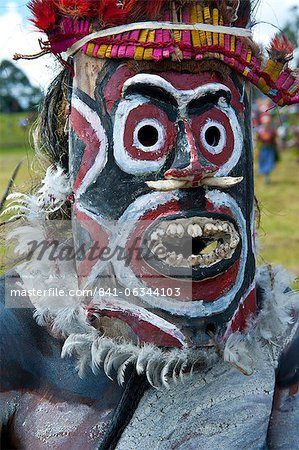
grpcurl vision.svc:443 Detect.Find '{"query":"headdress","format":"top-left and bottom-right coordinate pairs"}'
top-left (25, 0), bottom-right (299, 106)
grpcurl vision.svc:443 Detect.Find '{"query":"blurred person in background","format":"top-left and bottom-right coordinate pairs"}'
top-left (257, 113), bottom-right (279, 184)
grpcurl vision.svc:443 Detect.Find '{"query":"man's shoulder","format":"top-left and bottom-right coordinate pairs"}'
top-left (0, 272), bottom-right (54, 390)
top-left (0, 273), bottom-right (124, 403)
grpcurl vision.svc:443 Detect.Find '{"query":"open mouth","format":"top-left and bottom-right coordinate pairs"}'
top-left (143, 213), bottom-right (241, 280)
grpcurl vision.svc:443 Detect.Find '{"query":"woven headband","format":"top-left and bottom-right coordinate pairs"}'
top-left (66, 21), bottom-right (252, 57)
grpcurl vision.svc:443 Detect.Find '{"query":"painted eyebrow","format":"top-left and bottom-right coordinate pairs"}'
top-left (123, 83), bottom-right (178, 107)
top-left (188, 90), bottom-right (232, 110)
top-left (122, 74), bottom-right (232, 109)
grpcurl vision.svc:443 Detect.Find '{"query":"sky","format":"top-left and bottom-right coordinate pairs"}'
top-left (0, 0), bottom-right (298, 91)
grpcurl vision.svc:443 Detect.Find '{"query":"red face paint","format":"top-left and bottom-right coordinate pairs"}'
top-left (71, 61), bottom-right (256, 346)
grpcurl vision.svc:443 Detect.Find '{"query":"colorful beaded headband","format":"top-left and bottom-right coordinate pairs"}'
top-left (22, 0), bottom-right (299, 106)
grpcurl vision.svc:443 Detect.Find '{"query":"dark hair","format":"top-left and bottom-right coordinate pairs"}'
top-left (38, 68), bottom-right (70, 171)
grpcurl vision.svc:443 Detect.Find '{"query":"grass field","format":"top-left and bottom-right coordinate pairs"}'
top-left (0, 113), bottom-right (299, 283)
top-left (255, 150), bottom-right (299, 279)
top-left (0, 113), bottom-right (32, 149)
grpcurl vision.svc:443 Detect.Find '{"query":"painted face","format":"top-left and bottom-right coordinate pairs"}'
top-left (69, 57), bottom-right (256, 346)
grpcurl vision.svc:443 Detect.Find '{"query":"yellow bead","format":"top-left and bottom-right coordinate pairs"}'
top-left (97, 45), bottom-right (108, 58)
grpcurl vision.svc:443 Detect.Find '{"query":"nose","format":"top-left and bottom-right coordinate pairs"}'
top-left (164, 119), bottom-right (217, 184)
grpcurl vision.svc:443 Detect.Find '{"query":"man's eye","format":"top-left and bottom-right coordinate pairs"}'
top-left (190, 107), bottom-right (240, 172)
top-left (200, 120), bottom-right (226, 155)
top-left (113, 101), bottom-right (176, 174)
top-left (134, 119), bottom-right (165, 151)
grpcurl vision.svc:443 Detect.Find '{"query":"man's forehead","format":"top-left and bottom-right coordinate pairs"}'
top-left (101, 64), bottom-right (243, 114)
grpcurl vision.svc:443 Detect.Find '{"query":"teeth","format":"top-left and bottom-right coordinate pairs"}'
top-left (166, 252), bottom-right (180, 266)
top-left (223, 243), bottom-right (230, 252)
top-left (150, 228), bottom-right (166, 243)
top-left (204, 253), bottom-right (214, 264)
top-left (156, 228), bottom-right (165, 237)
top-left (187, 224), bottom-right (202, 238)
top-left (152, 243), bottom-right (167, 259)
top-left (176, 224), bottom-right (184, 238)
top-left (177, 253), bottom-right (184, 265)
top-left (167, 224), bottom-right (177, 237)
top-left (216, 248), bottom-right (226, 258)
top-left (204, 223), bottom-right (218, 235)
top-left (151, 231), bottom-right (160, 241)
top-left (147, 217), bottom-right (240, 269)
top-left (230, 237), bottom-right (239, 249)
top-left (222, 223), bottom-right (229, 232)
top-left (188, 254), bottom-right (199, 267)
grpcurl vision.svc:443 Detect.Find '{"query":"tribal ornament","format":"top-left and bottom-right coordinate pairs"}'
top-left (6, 0), bottom-right (298, 388)
top-left (69, 61), bottom-right (257, 346)
top-left (26, 0), bottom-right (299, 106)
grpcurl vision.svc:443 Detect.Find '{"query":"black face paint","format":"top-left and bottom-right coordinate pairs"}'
top-left (69, 60), bottom-right (256, 345)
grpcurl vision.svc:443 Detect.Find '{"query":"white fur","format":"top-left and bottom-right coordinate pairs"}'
top-left (224, 265), bottom-right (299, 373)
top-left (2, 166), bottom-right (70, 221)
top-left (61, 334), bottom-right (217, 388)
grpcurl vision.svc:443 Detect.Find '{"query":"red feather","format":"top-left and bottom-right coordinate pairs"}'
top-left (29, 0), bottom-right (255, 33)
top-left (98, 0), bottom-right (131, 26)
top-left (270, 34), bottom-right (294, 54)
top-left (145, 0), bottom-right (166, 19)
top-left (55, 0), bottom-right (93, 19)
top-left (28, 0), bottom-right (57, 31)
top-left (269, 34), bottom-right (294, 63)
top-left (98, 0), bottom-right (166, 27)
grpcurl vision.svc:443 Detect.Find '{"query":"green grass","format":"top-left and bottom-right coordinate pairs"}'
top-left (0, 113), bottom-right (31, 149)
top-left (0, 148), bottom-right (36, 193)
top-left (254, 149), bottom-right (299, 280)
top-left (0, 113), bottom-right (42, 197)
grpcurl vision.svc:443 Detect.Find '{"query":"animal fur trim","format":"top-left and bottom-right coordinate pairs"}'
top-left (224, 265), bottom-right (298, 375)
top-left (2, 166), bottom-right (70, 220)
top-left (61, 333), bottom-right (218, 388)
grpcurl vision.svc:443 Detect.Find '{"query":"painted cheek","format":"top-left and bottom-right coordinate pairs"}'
top-left (191, 108), bottom-right (234, 167)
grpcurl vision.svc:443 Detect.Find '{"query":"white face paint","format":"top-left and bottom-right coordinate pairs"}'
top-left (133, 118), bottom-right (166, 153)
top-left (113, 96), bottom-right (170, 174)
top-left (113, 74), bottom-right (243, 176)
top-left (200, 120), bottom-right (227, 155)
top-left (69, 63), bottom-right (256, 329)
top-left (111, 190), bottom-right (248, 317)
top-left (71, 95), bottom-right (108, 198)
top-left (80, 187), bottom-right (247, 318)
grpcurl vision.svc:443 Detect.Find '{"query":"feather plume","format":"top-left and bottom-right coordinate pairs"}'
top-left (224, 332), bottom-right (254, 375)
top-left (234, 0), bottom-right (251, 27)
top-left (37, 166), bottom-right (71, 210)
top-left (2, 166), bottom-right (70, 222)
top-left (215, 0), bottom-right (241, 24)
top-left (56, 0), bottom-right (93, 19)
top-left (97, 0), bottom-right (131, 27)
top-left (61, 333), bottom-right (217, 389)
top-left (268, 34), bottom-right (294, 63)
top-left (9, 184), bottom-right (297, 389)
top-left (29, 0), bottom-right (167, 32)
top-left (28, 0), bottom-right (58, 31)
top-left (145, 0), bottom-right (165, 19)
